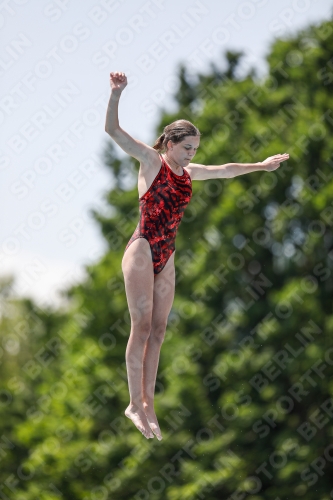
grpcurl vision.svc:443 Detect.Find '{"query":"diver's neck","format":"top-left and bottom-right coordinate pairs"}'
top-left (164, 153), bottom-right (182, 172)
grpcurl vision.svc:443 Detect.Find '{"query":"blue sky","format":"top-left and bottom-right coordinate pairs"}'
top-left (1, 0), bottom-right (332, 307)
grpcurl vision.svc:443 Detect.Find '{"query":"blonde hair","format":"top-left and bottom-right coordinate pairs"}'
top-left (152, 119), bottom-right (201, 152)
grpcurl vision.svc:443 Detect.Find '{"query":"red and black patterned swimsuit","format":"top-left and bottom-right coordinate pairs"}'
top-left (124, 153), bottom-right (192, 274)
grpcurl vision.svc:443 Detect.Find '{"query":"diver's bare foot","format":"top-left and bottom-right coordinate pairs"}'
top-left (125, 404), bottom-right (154, 439)
top-left (143, 402), bottom-right (162, 440)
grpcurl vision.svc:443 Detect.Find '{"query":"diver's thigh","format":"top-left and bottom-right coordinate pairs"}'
top-left (122, 238), bottom-right (154, 326)
top-left (152, 250), bottom-right (176, 325)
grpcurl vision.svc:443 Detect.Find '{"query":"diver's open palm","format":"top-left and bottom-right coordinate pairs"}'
top-left (261, 153), bottom-right (289, 171)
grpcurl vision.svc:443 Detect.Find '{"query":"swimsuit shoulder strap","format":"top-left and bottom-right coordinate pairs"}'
top-left (158, 152), bottom-right (165, 166)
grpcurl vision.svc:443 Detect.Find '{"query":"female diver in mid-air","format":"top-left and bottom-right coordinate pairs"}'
top-left (105, 71), bottom-right (289, 440)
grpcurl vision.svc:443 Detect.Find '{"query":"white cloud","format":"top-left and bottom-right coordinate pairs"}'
top-left (0, 252), bottom-right (88, 309)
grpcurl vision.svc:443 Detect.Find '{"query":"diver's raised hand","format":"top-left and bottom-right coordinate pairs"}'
top-left (110, 71), bottom-right (128, 94)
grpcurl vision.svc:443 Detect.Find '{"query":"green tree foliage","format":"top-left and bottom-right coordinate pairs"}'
top-left (1, 17), bottom-right (333, 500)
